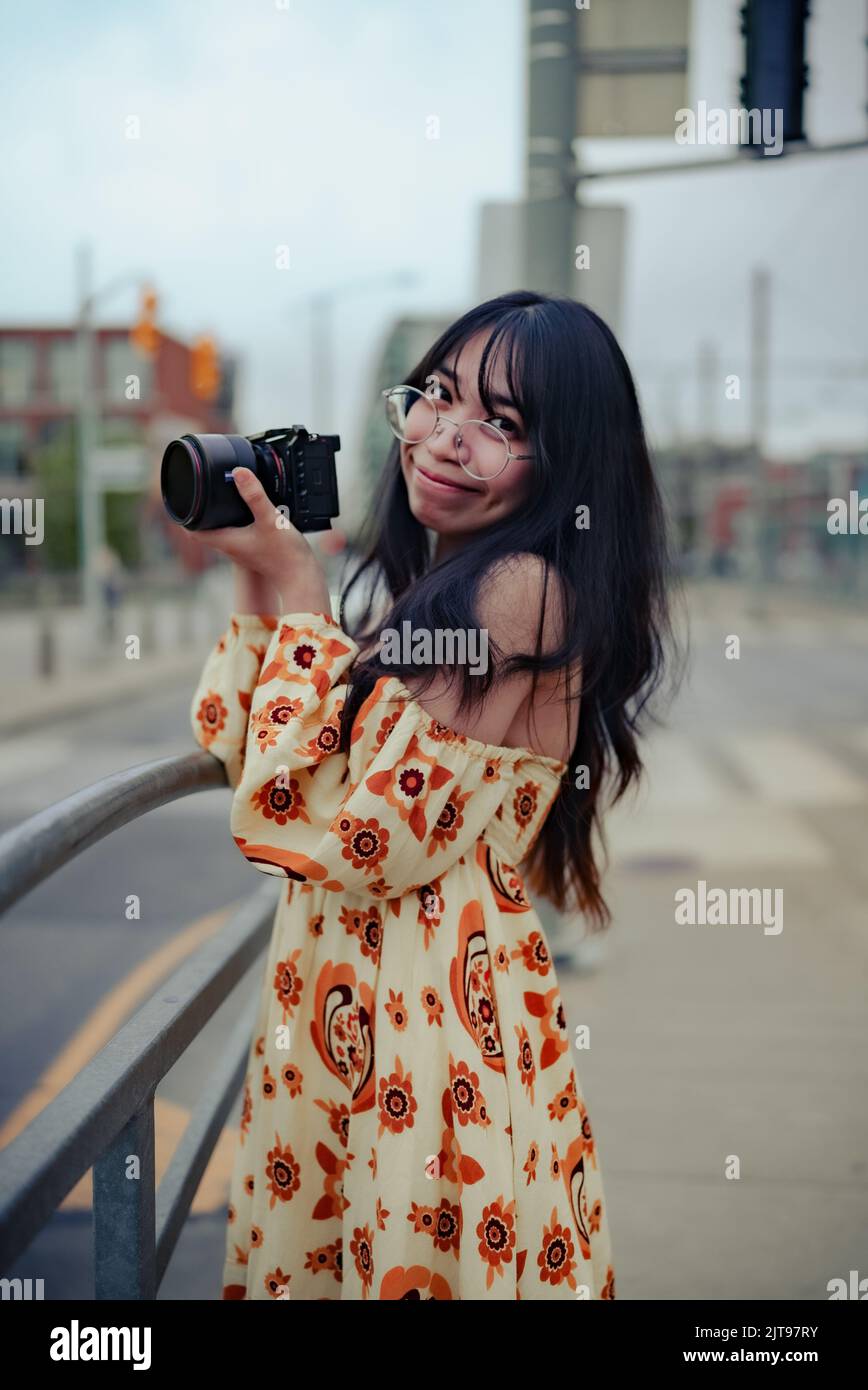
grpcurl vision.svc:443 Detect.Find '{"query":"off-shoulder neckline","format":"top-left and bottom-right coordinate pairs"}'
top-left (231, 610), bottom-right (570, 774)
top-left (373, 673), bottom-right (570, 774)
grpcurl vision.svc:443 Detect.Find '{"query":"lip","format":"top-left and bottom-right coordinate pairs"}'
top-left (413, 463), bottom-right (483, 496)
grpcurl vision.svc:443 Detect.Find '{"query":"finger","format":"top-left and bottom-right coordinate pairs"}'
top-left (232, 467), bottom-right (277, 526)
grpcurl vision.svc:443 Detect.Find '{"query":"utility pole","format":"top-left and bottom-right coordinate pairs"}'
top-left (748, 265), bottom-right (772, 616)
top-left (697, 341), bottom-right (720, 444)
top-left (525, 0), bottom-right (578, 295)
top-left (75, 243), bottom-right (105, 644)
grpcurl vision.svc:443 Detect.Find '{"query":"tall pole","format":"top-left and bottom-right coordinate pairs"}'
top-left (310, 292), bottom-right (334, 429)
top-left (748, 265), bottom-right (771, 615)
top-left (524, 0), bottom-right (577, 295)
top-left (76, 243), bottom-right (105, 640)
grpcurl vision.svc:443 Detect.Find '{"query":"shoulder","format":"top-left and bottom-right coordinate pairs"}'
top-left (477, 553), bottom-right (571, 658)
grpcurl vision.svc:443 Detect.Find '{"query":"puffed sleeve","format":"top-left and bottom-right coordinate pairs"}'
top-left (190, 611), bottom-right (279, 789)
top-left (223, 610), bottom-right (528, 901)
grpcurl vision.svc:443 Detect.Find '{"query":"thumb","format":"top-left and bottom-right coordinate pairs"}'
top-left (232, 467), bottom-right (275, 523)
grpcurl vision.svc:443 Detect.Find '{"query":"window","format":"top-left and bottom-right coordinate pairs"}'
top-left (48, 338), bottom-right (79, 405)
top-left (102, 337), bottom-right (152, 403)
top-left (0, 422), bottom-right (28, 475)
top-left (0, 338), bottom-right (36, 405)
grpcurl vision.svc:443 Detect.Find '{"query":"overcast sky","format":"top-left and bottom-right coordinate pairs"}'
top-left (2, 0), bottom-right (867, 519)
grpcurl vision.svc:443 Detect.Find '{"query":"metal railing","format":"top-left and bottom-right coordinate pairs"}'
top-left (0, 750), bottom-right (278, 1298)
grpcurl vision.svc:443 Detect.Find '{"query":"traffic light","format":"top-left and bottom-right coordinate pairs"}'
top-left (740, 0), bottom-right (810, 145)
top-left (130, 286), bottom-right (160, 357)
top-left (190, 335), bottom-right (220, 401)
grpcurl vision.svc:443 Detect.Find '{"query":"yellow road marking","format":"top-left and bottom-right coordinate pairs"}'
top-left (1, 903), bottom-right (247, 1213)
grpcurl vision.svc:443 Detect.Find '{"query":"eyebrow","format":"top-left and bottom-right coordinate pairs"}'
top-left (432, 361), bottom-right (520, 414)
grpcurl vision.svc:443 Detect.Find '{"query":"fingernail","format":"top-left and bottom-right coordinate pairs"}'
top-left (232, 468), bottom-right (250, 488)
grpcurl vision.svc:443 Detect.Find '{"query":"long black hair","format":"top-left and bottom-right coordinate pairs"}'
top-left (336, 289), bottom-right (682, 930)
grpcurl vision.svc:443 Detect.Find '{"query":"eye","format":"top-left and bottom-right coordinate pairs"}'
top-left (489, 416), bottom-right (520, 435)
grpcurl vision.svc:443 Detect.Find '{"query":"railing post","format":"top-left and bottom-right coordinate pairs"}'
top-left (93, 1094), bottom-right (156, 1299)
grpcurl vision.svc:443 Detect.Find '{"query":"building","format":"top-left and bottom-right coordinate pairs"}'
top-left (0, 324), bottom-right (236, 577)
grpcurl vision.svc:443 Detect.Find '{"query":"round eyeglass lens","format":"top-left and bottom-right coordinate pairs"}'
top-left (384, 387), bottom-right (437, 443)
top-left (456, 421), bottom-right (509, 479)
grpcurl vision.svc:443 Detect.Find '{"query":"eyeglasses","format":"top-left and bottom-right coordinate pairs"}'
top-left (381, 378), bottom-right (533, 482)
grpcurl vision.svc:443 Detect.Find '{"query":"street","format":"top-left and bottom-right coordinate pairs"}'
top-left (0, 583), bottom-right (866, 1298)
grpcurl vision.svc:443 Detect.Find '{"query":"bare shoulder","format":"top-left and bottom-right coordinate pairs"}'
top-left (477, 552), bottom-right (572, 658)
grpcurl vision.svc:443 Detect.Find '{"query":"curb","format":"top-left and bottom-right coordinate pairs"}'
top-left (0, 651), bottom-right (205, 738)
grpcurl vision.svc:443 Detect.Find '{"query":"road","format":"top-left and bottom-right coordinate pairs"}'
top-left (1, 584), bottom-right (866, 1299)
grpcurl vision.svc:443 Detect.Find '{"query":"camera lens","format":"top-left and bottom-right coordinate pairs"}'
top-left (160, 433), bottom-right (260, 529)
top-left (162, 438), bottom-right (202, 524)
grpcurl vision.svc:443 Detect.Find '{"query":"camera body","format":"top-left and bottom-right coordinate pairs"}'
top-left (160, 426), bottom-right (340, 532)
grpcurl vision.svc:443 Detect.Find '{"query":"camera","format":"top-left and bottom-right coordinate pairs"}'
top-left (160, 427), bottom-right (340, 531)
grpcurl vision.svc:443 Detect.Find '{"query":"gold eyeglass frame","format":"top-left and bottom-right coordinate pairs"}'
top-left (381, 374), bottom-right (533, 482)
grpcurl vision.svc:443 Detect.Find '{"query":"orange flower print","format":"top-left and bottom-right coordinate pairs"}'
top-left (349, 1223), bottom-right (375, 1299)
top-left (291, 703), bottom-right (345, 762)
top-left (376, 1195), bottom-right (390, 1231)
top-left (408, 1198), bottom-right (461, 1255)
top-left (365, 734), bottom-right (453, 840)
top-left (252, 773), bottom-right (310, 826)
top-left (421, 985), bottom-right (443, 1027)
top-left (416, 881), bottom-right (445, 947)
top-left (195, 690), bottom-right (228, 746)
top-left (525, 986), bottom-right (569, 1068)
top-left (428, 786), bottom-right (473, 857)
top-left (547, 1069), bottom-right (579, 1124)
top-left (493, 943), bottom-right (511, 972)
top-left (311, 1142), bottom-right (352, 1221)
top-left (377, 1057), bottom-right (418, 1138)
top-left (524, 1142), bottom-right (540, 1184)
top-left (261, 1064), bottom-right (277, 1100)
top-left (537, 1207), bottom-right (577, 1289)
top-left (516, 1022), bottom-right (536, 1104)
top-left (259, 623), bottom-right (353, 697)
top-left (379, 1266), bottom-right (454, 1300)
top-left (332, 813), bottom-right (390, 876)
top-left (239, 1077), bottom-right (252, 1140)
top-left (250, 695), bottom-right (304, 753)
top-left (477, 1196), bottom-right (517, 1289)
top-left (601, 1265), bottom-right (616, 1299)
top-left (273, 949), bottom-right (303, 1021)
top-left (280, 1062), bottom-right (303, 1097)
top-left (264, 1267), bottom-right (291, 1299)
top-left (250, 1225), bottom-right (264, 1250)
top-left (308, 912), bottom-right (324, 936)
top-left (340, 903), bottom-right (382, 963)
top-left (513, 779), bottom-right (540, 832)
top-left (385, 989), bottom-right (409, 1031)
top-left (512, 929), bottom-right (551, 975)
top-left (549, 1144), bottom-right (560, 1182)
top-left (368, 1146), bottom-right (377, 1180)
top-left (588, 1198), bottom-right (603, 1235)
top-left (314, 1096), bottom-right (351, 1147)
top-left (304, 1239), bottom-right (342, 1280)
top-left (243, 1173), bottom-right (255, 1199)
top-left (448, 1055), bottom-right (491, 1128)
top-left (265, 1132), bottom-right (301, 1208)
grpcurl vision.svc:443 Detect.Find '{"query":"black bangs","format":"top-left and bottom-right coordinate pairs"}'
top-left (409, 292), bottom-right (543, 428)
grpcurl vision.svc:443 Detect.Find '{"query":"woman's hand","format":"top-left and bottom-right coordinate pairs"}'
top-left (187, 467), bottom-right (333, 616)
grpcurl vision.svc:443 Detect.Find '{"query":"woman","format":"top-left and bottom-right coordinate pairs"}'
top-left (189, 289), bottom-right (676, 1300)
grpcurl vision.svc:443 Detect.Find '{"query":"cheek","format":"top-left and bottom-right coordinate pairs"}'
top-left (488, 460), bottom-right (534, 509)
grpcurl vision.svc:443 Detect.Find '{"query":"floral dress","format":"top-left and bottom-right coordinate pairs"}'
top-left (191, 608), bottom-right (616, 1301)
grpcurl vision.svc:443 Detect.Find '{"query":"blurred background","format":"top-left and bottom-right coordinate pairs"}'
top-left (1, 0), bottom-right (866, 1301)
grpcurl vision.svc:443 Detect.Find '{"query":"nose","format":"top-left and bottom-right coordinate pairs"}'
top-left (423, 413), bottom-right (463, 466)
